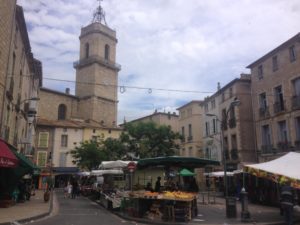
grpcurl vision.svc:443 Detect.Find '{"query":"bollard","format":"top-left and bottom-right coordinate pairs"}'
top-left (240, 188), bottom-right (251, 222)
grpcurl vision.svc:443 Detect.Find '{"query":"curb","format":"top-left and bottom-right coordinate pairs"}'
top-left (0, 191), bottom-right (54, 225)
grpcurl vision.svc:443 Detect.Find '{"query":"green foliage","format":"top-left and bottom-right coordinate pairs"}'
top-left (120, 121), bottom-right (181, 158)
top-left (70, 140), bottom-right (108, 171)
top-left (70, 122), bottom-right (181, 168)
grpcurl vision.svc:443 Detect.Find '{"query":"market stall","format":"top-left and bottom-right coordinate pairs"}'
top-left (121, 156), bottom-right (220, 222)
top-left (244, 152), bottom-right (300, 189)
top-left (90, 169), bottom-right (125, 209)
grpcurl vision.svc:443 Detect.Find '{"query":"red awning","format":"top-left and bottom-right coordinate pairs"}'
top-left (0, 139), bottom-right (18, 168)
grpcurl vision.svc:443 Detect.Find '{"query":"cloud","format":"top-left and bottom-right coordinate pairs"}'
top-left (18, 0), bottom-right (300, 124)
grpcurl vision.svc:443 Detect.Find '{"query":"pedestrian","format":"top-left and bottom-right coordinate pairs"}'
top-left (72, 180), bottom-right (78, 199)
top-left (154, 176), bottom-right (161, 192)
top-left (280, 180), bottom-right (295, 225)
top-left (67, 182), bottom-right (72, 198)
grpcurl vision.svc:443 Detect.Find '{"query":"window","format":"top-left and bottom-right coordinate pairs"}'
top-left (85, 43), bottom-right (89, 58)
top-left (289, 45), bottom-right (296, 62)
top-left (274, 85), bottom-right (284, 112)
top-left (38, 132), bottom-right (49, 148)
top-left (262, 125), bottom-right (271, 146)
top-left (259, 92), bottom-right (267, 109)
top-left (105, 44), bottom-right (110, 60)
top-left (188, 124), bottom-right (192, 137)
top-left (59, 152), bottom-right (67, 167)
top-left (180, 111), bottom-right (185, 119)
top-left (187, 108), bottom-right (192, 116)
top-left (181, 126), bottom-right (185, 138)
top-left (212, 118), bottom-right (217, 134)
top-left (229, 107), bottom-right (235, 119)
top-left (293, 78), bottom-right (300, 96)
top-left (258, 65), bottom-right (263, 79)
top-left (272, 55), bottom-right (278, 71)
top-left (211, 99), bottom-right (215, 109)
top-left (231, 134), bottom-right (237, 149)
top-left (278, 121), bottom-right (288, 143)
top-left (58, 104), bottom-right (67, 120)
top-left (204, 104), bottom-right (208, 112)
top-left (188, 147), bottom-right (193, 156)
top-left (37, 151), bottom-right (47, 167)
top-left (222, 93), bottom-right (225, 102)
top-left (205, 122), bottom-right (210, 136)
top-left (295, 117), bottom-right (300, 141)
top-left (61, 135), bottom-right (68, 147)
top-left (91, 135), bottom-right (98, 142)
top-left (229, 87), bottom-right (233, 98)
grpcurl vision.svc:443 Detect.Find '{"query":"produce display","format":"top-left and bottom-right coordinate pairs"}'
top-left (163, 191), bottom-right (195, 200)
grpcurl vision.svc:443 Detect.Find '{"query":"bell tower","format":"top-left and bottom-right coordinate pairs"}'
top-left (74, 0), bottom-right (120, 126)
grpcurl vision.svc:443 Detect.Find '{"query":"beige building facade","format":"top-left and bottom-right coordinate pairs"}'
top-left (177, 101), bottom-right (204, 158)
top-left (201, 75), bottom-right (256, 172)
top-left (125, 111), bottom-right (179, 133)
top-left (248, 33), bottom-right (300, 162)
top-left (0, 2), bottom-right (41, 157)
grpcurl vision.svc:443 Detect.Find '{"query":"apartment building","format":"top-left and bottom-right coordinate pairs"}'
top-left (177, 101), bottom-right (203, 158)
top-left (0, 2), bottom-right (41, 156)
top-left (202, 75), bottom-right (256, 171)
top-left (248, 33), bottom-right (300, 162)
top-left (125, 111), bottom-right (179, 133)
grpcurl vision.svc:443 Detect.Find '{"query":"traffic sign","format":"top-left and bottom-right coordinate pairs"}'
top-left (127, 161), bottom-right (136, 172)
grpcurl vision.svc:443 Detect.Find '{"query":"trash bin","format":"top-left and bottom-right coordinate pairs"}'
top-left (226, 197), bottom-right (237, 218)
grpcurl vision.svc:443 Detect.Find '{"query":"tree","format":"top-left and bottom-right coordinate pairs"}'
top-left (102, 138), bottom-right (127, 160)
top-left (70, 140), bottom-right (108, 171)
top-left (120, 122), bottom-right (181, 158)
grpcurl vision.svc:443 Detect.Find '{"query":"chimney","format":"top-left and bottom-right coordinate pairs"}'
top-left (65, 88), bottom-right (70, 94)
top-left (217, 82), bottom-right (221, 91)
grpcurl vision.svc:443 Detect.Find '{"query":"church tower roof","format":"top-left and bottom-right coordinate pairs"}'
top-left (92, 0), bottom-right (107, 25)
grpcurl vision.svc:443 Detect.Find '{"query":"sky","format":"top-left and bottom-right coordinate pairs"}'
top-left (18, 0), bottom-right (300, 124)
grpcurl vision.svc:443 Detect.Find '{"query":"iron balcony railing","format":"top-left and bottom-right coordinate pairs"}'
top-left (291, 95), bottom-right (300, 110)
top-left (273, 101), bottom-right (285, 114)
top-left (259, 106), bottom-right (270, 118)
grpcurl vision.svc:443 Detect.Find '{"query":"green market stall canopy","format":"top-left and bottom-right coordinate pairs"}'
top-left (137, 156), bottom-right (220, 169)
top-left (179, 168), bottom-right (195, 176)
top-left (244, 152), bottom-right (300, 189)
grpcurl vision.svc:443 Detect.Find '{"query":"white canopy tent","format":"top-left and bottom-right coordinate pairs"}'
top-left (204, 171), bottom-right (234, 177)
top-left (244, 152), bottom-right (300, 188)
top-left (99, 160), bottom-right (135, 169)
top-left (90, 169), bottom-right (124, 176)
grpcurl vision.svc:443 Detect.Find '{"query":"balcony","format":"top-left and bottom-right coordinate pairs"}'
top-left (295, 140), bottom-right (300, 150)
top-left (73, 55), bottom-right (121, 71)
top-left (277, 141), bottom-right (292, 152)
top-left (259, 107), bottom-right (270, 119)
top-left (291, 95), bottom-right (300, 110)
top-left (228, 118), bottom-right (236, 128)
top-left (273, 101), bottom-right (285, 114)
top-left (230, 148), bottom-right (239, 160)
top-left (260, 145), bottom-right (274, 154)
top-left (181, 137), bottom-right (186, 143)
top-left (187, 136), bottom-right (193, 142)
top-left (221, 120), bottom-right (228, 130)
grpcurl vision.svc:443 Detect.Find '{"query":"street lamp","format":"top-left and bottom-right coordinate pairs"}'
top-left (206, 99), bottom-right (240, 218)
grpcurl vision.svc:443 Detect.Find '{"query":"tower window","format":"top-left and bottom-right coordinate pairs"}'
top-left (85, 43), bottom-right (89, 58)
top-left (58, 104), bottom-right (67, 120)
top-left (105, 44), bottom-right (110, 60)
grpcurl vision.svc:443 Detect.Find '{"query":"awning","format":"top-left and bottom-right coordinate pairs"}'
top-left (52, 167), bottom-right (79, 174)
top-left (137, 156), bottom-right (220, 169)
top-left (99, 160), bottom-right (135, 169)
top-left (179, 168), bottom-right (195, 176)
top-left (12, 149), bottom-right (39, 176)
top-left (244, 152), bottom-right (300, 189)
top-left (90, 169), bottom-right (124, 176)
top-left (204, 171), bottom-right (234, 177)
top-left (0, 139), bottom-right (18, 168)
